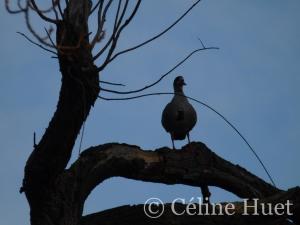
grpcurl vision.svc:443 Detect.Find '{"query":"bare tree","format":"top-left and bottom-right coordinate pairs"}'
top-left (5, 1), bottom-right (300, 225)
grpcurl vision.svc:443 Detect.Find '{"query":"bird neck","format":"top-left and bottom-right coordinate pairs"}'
top-left (174, 86), bottom-right (184, 94)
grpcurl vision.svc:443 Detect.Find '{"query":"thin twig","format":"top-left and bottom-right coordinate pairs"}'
top-left (44, 27), bottom-right (57, 49)
top-left (91, 0), bottom-right (112, 48)
top-left (17, 0), bottom-right (26, 11)
top-left (6, 0), bottom-right (58, 47)
top-left (24, 4), bottom-right (55, 48)
top-left (116, 0), bottom-right (129, 28)
top-left (100, 80), bottom-right (126, 86)
top-left (51, 0), bottom-right (59, 20)
top-left (100, 46), bottom-right (219, 94)
top-left (198, 37), bottom-right (206, 48)
top-left (98, 0), bottom-right (202, 67)
top-left (57, 0), bottom-right (63, 18)
top-left (90, 0), bottom-right (103, 15)
top-left (96, 0), bottom-right (142, 69)
top-left (30, 0), bottom-right (58, 24)
top-left (17, 31), bottom-right (57, 55)
top-left (92, 0), bottom-right (129, 56)
top-left (28, 0), bottom-right (60, 14)
top-left (5, 0), bottom-right (25, 14)
top-left (113, 0), bottom-right (122, 30)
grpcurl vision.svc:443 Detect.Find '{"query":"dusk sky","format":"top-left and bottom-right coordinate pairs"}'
top-left (1, 1), bottom-right (299, 224)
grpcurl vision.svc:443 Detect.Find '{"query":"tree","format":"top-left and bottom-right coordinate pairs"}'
top-left (5, 1), bottom-right (300, 225)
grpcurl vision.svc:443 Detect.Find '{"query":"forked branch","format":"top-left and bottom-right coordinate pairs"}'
top-left (105, 0), bottom-right (202, 65)
top-left (94, 0), bottom-right (202, 71)
top-left (17, 31), bottom-right (57, 55)
top-left (95, 0), bottom-right (142, 70)
top-left (29, 0), bottom-right (58, 24)
top-left (6, 0), bottom-right (58, 48)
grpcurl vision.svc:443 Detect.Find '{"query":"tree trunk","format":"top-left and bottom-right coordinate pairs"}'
top-left (22, 1), bottom-right (100, 224)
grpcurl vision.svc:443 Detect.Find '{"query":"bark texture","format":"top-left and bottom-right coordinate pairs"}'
top-left (22, 1), bottom-right (99, 225)
top-left (68, 142), bottom-right (279, 200)
top-left (65, 142), bottom-right (298, 225)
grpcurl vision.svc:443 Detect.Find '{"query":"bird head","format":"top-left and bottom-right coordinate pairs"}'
top-left (173, 76), bottom-right (186, 92)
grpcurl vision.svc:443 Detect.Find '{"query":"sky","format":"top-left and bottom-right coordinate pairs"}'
top-left (0, 0), bottom-right (300, 224)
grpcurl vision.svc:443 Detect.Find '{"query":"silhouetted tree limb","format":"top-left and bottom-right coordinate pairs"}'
top-left (66, 142), bottom-right (279, 201)
top-left (100, 47), bottom-right (219, 95)
top-left (6, 0), bottom-right (56, 48)
top-left (60, 142), bottom-right (298, 225)
top-left (95, 0), bottom-right (142, 70)
top-left (95, 0), bottom-right (203, 71)
top-left (30, 0), bottom-right (58, 23)
top-left (28, 141), bottom-right (297, 225)
top-left (17, 31), bottom-right (57, 55)
top-left (97, 0), bottom-right (203, 67)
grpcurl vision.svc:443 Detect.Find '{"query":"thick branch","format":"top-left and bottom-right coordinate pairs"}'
top-left (65, 142), bottom-right (299, 224)
top-left (66, 142), bottom-right (279, 202)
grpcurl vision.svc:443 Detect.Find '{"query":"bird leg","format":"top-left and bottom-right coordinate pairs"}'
top-left (170, 134), bottom-right (175, 150)
top-left (187, 133), bottom-right (191, 144)
top-left (200, 185), bottom-right (211, 204)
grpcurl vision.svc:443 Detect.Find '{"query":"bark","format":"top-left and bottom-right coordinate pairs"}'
top-left (67, 142), bottom-right (279, 201)
top-left (60, 142), bottom-right (298, 225)
top-left (22, 1), bottom-right (99, 225)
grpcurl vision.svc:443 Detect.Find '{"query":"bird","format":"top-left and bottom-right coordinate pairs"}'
top-left (161, 76), bottom-right (197, 149)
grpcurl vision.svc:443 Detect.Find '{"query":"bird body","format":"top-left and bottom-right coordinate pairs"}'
top-left (161, 76), bottom-right (197, 149)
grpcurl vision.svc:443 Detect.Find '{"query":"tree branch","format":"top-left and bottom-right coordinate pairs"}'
top-left (17, 31), bottom-right (57, 55)
top-left (24, 8), bottom-right (55, 48)
top-left (63, 142), bottom-right (298, 225)
top-left (100, 46), bottom-right (219, 95)
top-left (90, 0), bottom-right (103, 16)
top-left (95, 0), bottom-right (202, 68)
top-left (90, 0), bottom-right (112, 49)
top-left (5, 0), bottom-right (26, 14)
top-left (91, 0), bottom-right (129, 56)
top-left (65, 142), bottom-right (279, 202)
top-left (100, 80), bottom-right (125, 86)
top-left (6, 0), bottom-right (56, 48)
top-left (95, 0), bottom-right (142, 70)
top-left (30, 0), bottom-right (58, 24)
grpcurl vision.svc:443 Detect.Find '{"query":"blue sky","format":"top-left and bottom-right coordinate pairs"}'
top-left (0, 0), bottom-right (300, 224)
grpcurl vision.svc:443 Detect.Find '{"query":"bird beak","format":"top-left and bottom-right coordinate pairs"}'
top-left (183, 81), bottom-right (186, 86)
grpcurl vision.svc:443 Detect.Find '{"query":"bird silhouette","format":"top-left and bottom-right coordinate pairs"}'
top-left (161, 76), bottom-right (197, 149)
